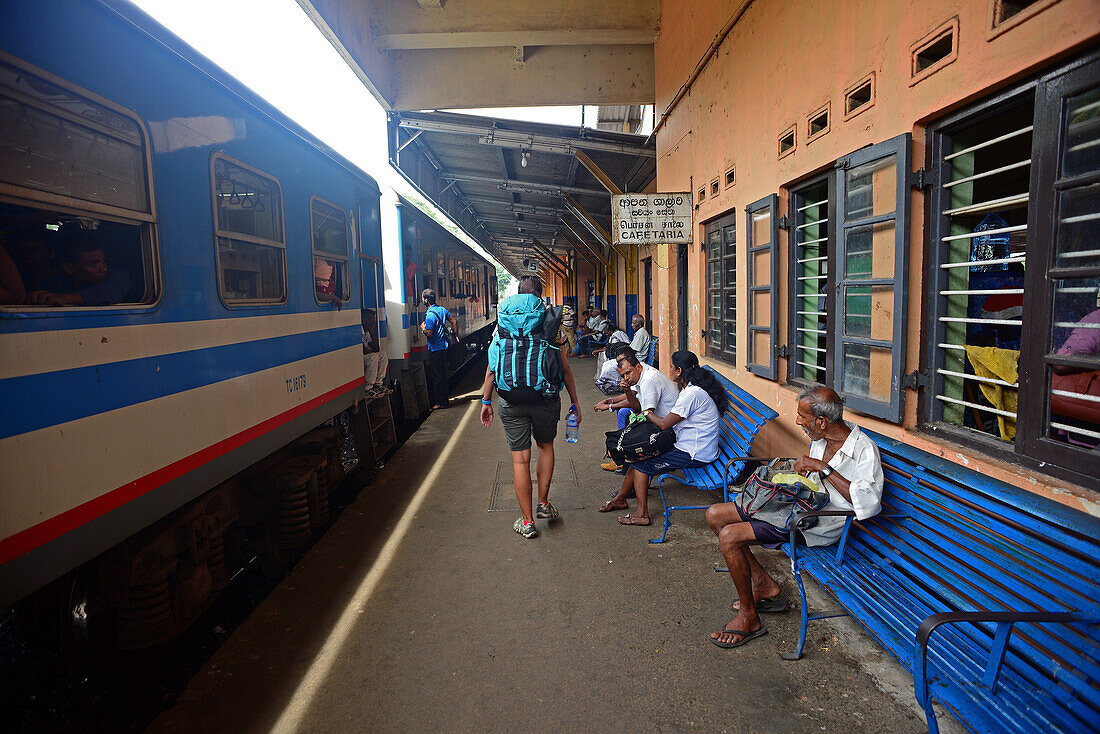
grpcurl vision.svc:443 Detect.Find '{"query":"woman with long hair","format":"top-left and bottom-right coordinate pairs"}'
top-left (598, 350), bottom-right (726, 525)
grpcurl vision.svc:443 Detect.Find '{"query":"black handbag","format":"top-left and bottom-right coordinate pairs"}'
top-left (605, 416), bottom-right (676, 464)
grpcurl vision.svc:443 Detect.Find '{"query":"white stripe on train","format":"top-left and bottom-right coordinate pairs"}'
top-left (0, 346), bottom-right (361, 540)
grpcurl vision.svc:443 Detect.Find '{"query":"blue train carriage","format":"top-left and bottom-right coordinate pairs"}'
top-left (0, 0), bottom-right (383, 643)
top-left (385, 195), bottom-right (497, 408)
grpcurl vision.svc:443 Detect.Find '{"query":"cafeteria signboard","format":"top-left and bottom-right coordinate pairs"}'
top-left (611, 193), bottom-right (692, 245)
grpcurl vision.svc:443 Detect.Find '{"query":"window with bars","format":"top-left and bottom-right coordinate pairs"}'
top-left (781, 134), bottom-right (911, 421)
top-left (926, 52), bottom-right (1100, 481)
top-left (789, 175), bottom-right (832, 387)
top-left (705, 213), bottom-right (737, 364)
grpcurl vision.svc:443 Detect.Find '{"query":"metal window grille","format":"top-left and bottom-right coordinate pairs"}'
top-left (929, 96), bottom-right (1033, 446)
top-left (790, 177), bottom-right (831, 386)
top-left (705, 214), bottom-right (736, 363)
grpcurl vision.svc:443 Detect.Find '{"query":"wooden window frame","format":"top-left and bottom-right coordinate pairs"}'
top-left (704, 212), bottom-right (737, 365)
top-left (833, 133), bottom-right (912, 422)
top-left (747, 194), bottom-right (780, 380)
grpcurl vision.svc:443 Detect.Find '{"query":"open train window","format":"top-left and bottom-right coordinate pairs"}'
top-left (310, 197), bottom-right (349, 305)
top-left (0, 55), bottom-right (158, 309)
top-left (211, 154), bottom-right (286, 306)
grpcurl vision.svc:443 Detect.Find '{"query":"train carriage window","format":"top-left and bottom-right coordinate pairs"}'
top-left (0, 57), bottom-right (158, 309)
top-left (212, 155), bottom-right (285, 305)
top-left (310, 197), bottom-right (350, 304)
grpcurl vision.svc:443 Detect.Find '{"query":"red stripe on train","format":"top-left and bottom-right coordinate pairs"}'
top-left (0, 376), bottom-right (365, 565)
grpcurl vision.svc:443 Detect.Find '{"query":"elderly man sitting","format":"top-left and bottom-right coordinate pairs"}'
top-left (704, 387), bottom-right (883, 649)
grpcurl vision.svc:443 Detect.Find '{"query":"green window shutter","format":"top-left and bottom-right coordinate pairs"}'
top-left (833, 134), bottom-right (912, 422)
top-left (746, 194), bottom-right (779, 380)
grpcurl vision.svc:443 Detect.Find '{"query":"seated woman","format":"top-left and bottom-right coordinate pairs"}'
top-left (597, 350), bottom-right (727, 526)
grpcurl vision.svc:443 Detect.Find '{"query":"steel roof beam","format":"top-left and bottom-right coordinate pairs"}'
top-left (395, 116), bottom-right (655, 158)
top-left (559, 217), bottom-right (608, 267)
top-left (574, 149), bottom-right (623, 196)
top-left (438, 172), bottom-right (607, 198)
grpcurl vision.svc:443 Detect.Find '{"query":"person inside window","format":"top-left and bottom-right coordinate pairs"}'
top-left (314, 257), bottom-right (343, 308)
top-left (0, 239), bottom-right (26, 305)
top-left (596, 350), bottom-right (725, 526)
top-left (29, 235), bottom-right (131, 306)
top-left (8, 226), bottom-right (60, 293)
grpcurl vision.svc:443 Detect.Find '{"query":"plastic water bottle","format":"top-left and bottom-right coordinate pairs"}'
top-left (565, 405), bottom-right (579, 443)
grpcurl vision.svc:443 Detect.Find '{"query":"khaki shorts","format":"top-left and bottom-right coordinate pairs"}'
top-left (499, 395), bottom-right (561, 451)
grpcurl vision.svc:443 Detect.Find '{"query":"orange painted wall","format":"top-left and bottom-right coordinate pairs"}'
top-left (653, 0), bottom-right (1100, 514)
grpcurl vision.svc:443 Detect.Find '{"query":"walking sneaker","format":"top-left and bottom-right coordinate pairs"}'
top-left (535, 500), bottom-right (559, 519)
top-left (513, 517), bottom-right (538, 538)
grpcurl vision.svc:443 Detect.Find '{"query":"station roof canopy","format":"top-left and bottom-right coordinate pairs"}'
top-left (297, 0), bottom-right (657, 111)
top-left (388, 110), bottom-right (655, 275)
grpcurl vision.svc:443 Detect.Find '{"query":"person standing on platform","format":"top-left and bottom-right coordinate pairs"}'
top-left (480, 275), bottom-right (581, 539)
top-left (421, 288), bottom-right (457, 410)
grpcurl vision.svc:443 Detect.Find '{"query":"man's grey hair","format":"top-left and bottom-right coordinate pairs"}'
top-left (797, 387), bottom-right (845, 423)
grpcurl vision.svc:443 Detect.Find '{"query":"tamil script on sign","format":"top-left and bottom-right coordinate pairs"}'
top-left (611, 193), bottom-right (693, 245)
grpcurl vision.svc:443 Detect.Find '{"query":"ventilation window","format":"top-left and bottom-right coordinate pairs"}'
top-left (910, 18), bottom-right (958, 84)
top-left (778, 126), bottom-right (796, 158)
top-left (725, 166), bottom-right (736, 187)
top-left (698, 187), bottom-right (706, 204)
top-left (995, 0), bottom-right (1042, 23)
top-left (807, 104), bottom-right (830, 142)
top-left (845, 74), bottom-right (875, 118)
top-left (710, 178), bottom-right (720, 197)
top-left (989, 0), bottom-right (1060, 38)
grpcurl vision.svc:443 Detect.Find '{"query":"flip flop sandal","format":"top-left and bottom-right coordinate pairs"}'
top-left (617, 515), bottom-right (651, 526)
top-left (709, 626), bottom-right (768, 649)
top-left (598, 499), bottom-right (628, 512)
top-left (731, 596), bottom-right (788, 613)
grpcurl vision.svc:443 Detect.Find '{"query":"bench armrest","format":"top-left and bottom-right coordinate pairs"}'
top-left (785, 510), bottom-right (856, 568)
top-left (914, 609), bottom-right (1098, 727)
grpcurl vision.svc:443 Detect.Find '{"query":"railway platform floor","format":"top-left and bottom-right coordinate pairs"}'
top-left (149, 358), bottom-right (959, 734)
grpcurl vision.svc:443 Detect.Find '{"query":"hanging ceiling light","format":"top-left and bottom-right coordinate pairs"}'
top-left (520, 150), bottom-right (529, 168)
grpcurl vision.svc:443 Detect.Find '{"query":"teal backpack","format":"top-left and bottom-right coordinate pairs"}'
top-left (489, 294), bottom-right (565, 403)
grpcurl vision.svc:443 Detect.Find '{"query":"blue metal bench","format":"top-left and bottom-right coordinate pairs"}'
top-left (650, 366), bottom-right (777, 544)
top-left (780, 428), bottom-right (1100, 734)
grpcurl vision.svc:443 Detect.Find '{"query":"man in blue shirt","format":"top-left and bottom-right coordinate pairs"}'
top-left (421, 288), bottom-right (458, 409)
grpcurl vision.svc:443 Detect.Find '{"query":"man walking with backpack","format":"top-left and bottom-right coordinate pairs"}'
top-left (480, 276), bottom-right (581, 539)
top-left (421, 288), bottom-right (458, 410)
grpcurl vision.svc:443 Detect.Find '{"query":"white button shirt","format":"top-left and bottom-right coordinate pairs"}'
top-left (801, 422), bottom-right (884, 546)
